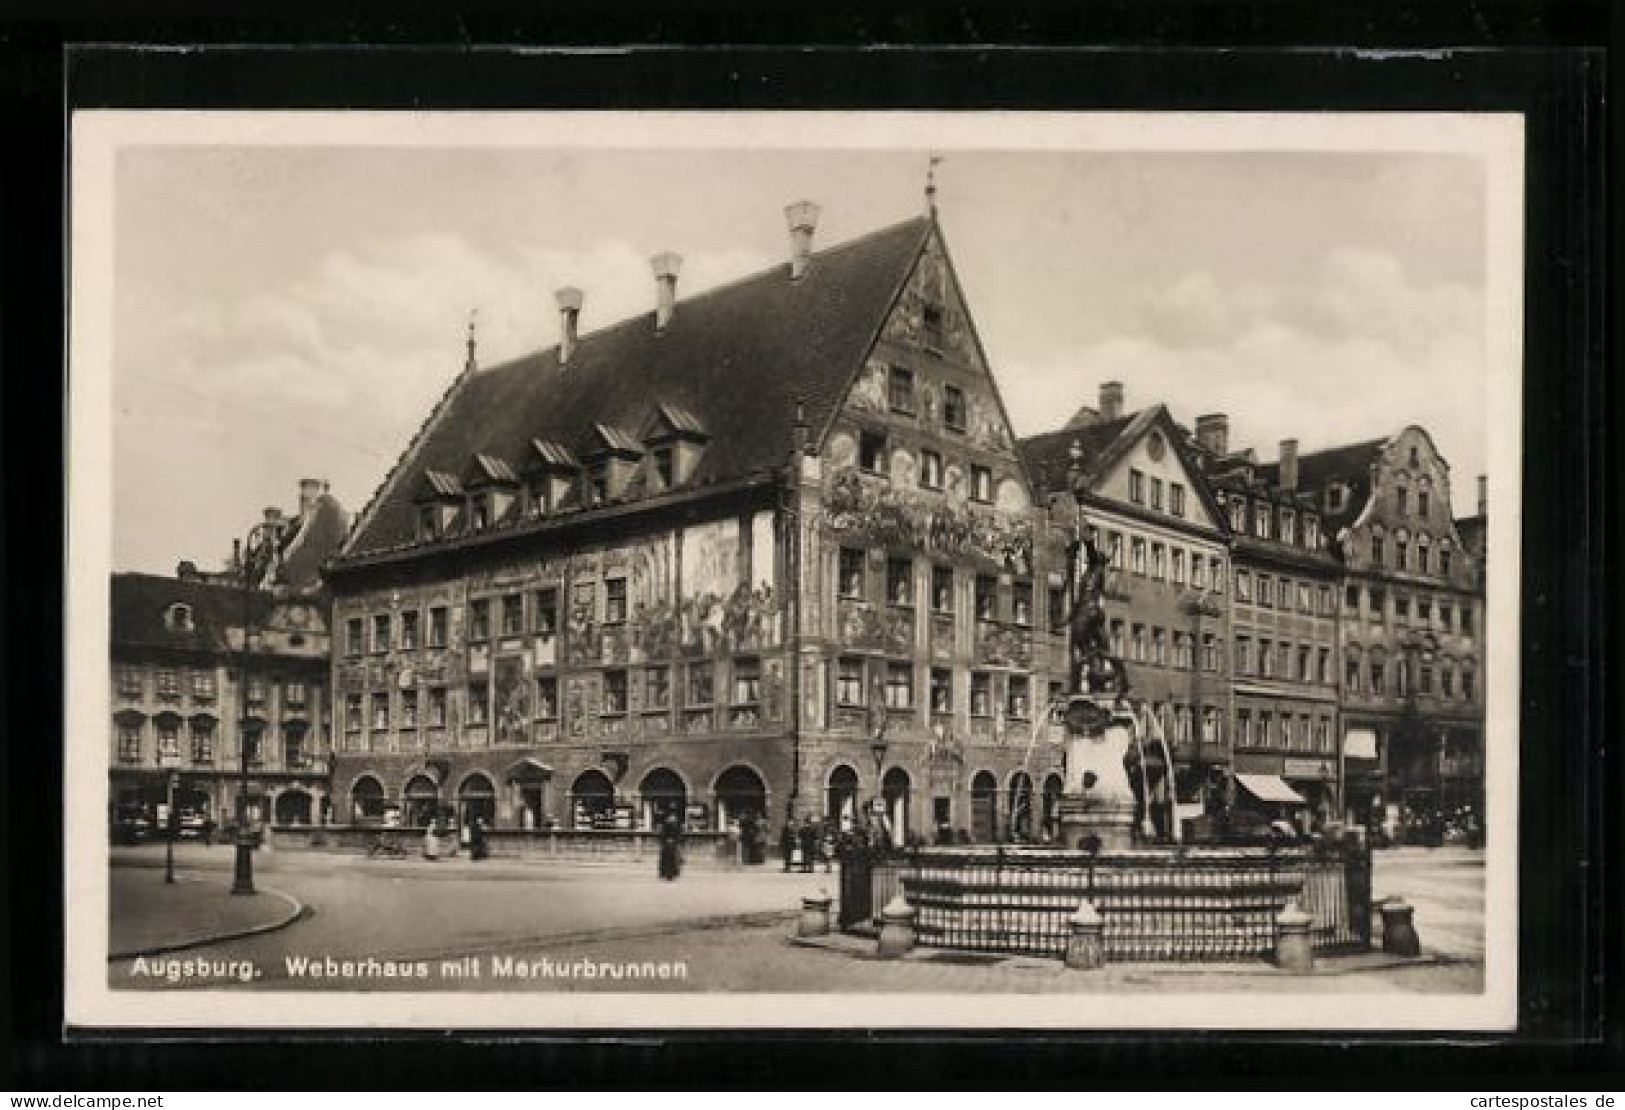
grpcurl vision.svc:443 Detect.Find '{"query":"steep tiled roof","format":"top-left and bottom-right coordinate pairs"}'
top-left (469, 453), bottom-right (520, 485)
top-left (588, 423), bottom-right (645, 457)
top-left (1255, 438), bottom-right (1385, 534)
top-left (276, 492), bottom-right (350, 589)
top-left (1018, 413), bottom-right (1138, 495)
top-left (421, 470), bottom-right (462, 498)
top-left (653, 402), bottom-right (708, 438)
top-left (343, 216), bottom-right (933, 559)
top-left (527, 438), bottom-right (579, 471)
top-left (111, 572), bottom-right (274, 656)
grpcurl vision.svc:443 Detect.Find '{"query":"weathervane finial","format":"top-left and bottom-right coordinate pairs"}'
top-left (925, 155), bottom-right (943, 216)
top-left (465, 308), bottom-right (479, 372)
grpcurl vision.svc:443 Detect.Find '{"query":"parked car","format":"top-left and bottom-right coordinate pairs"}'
top-left (111, 805), bottom-right (151, 845)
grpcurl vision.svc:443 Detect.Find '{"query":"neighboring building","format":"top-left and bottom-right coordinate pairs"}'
top-left (1020, 384), bottom-right (1233, 834)
top-left (1277, 427), bottom-right (1487, 830)
top-left (109, 572), bottom-right (333, 832)
top-left (112, 479), bottom-right (348, 833)
top-left (1201, 428), bottom-right (1344, 824)
top-left (325, 201), bottom-right (1071, 846)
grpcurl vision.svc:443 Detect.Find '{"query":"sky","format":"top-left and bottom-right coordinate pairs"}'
top-left (107, 131), bottom-right (1496, 575)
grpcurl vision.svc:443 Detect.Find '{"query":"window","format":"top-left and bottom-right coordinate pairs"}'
top-left (1418, 490), bottom-right (1430, 518)
top-left (371, 613), bottom-right (391, 653)
top-left (1192, 555), bottom-right (1207, 590)
top-left (859, 431), bottom-right (889, 474)
top-left (1440, 549), bottom-right (1453, 576)
top-left (245, 678), bottom-right (266, 706)
top-left (1254, 505), bottom-right (1271, 539)
top-left (1258, 638), bottom-right (1273, 677)
top-left (1170, 483), bottom-right (1186, 517)
top-left (242, 727), bottom-right (263, 766)
top-left (1463, 670), bottom-right (1476, 700)
top-left (687, 662), bottom-right (714, 706)
top-left (117, 667), bottom-right (142, 698)
top-left (922, 304), bottom-right (945, 351)
top-left (1235, 710), bottom-right (1251, 748)
top-left (1152, 628), bottom-right (1167, 666)
top-left (1395, 595), bottom-right (1410, 621)
top-left (587, 462), bottom-right (609, 504)
top-left (1397, 488), bottom-right (1409, 515)
top-left (942, 384), bottom-right (966, 432)
top-left (605, 579), bottom-right (628, 625)
top-left (1229, 499), bottom-right (1246, 533)
top-left (1369, 587), bottom-right (1386, 618)
top-left (1150, 543), bottom-right (1165, 581)
top-left (467, 682), bottom-right (489, 725)
top-left (1110, 620), bottom-right (1125, 658)
top-left (1319, 585), bottom-right (1333, 615)
top-left (494, 593), bottom-right (521, 636)
top-left (884, 663), bottom-right (914, 710)
top-left (1202, 707), bottom-right (1220, 743)
top-left (930, 668), bottom-right (952, 713)
top-left (398, 610), bottom-right (419, 651)
top-left (1007, 675), bottom-right (1030, 719)
top-left (1210, 558), bottom-right (1225, 593)
top-left (191, 671), bottom-right (217, 701)
top-left (428, 687), bottom-right (447, 728)
top-left (653, 447), bottom-right (675, 489)
top-left (970, 672), bottom-right (992, 717)
top-left (1316, 718), bottom-right (1331, 754)
top-left (1396, 541), bottom-right (1409, 572)
top-left (117, 723), bottom-right (141, 762)
top-left (1129, 469), bottom-right (1145, 504)
top-left (919, 449), bottom-right (944, 490)
top-left (285, 680), bottom-right (306, 708)
top-left (1346, 585), bottom-right (1360, 609)
top-left (371, 692), bottom-right (389, 731)
top-left (1297, 583), bottom-right (1313, 612)
top-left (1370, 662), bottom-right (1386, 696)
top-left (1109, 532), bottom-right (1126, 571)
top-left (1171, 549), bottom-right (1186, 585)
top-left (1372, 536), bottom-right (1386, 566)
top-left (1418, 598), bottom-right (1433, 623)
top-left (604, 670), bottom-right (629, 714)
top-left (1345, 659), bottom-right (1361, 692)
top-left (1441, 667), bottom-right (1455, 698)
top-left (1173, 632), bottom-right (1193, 669)
top-left (534, 589), bottom-right (558, 636)
top-left (419, 505), bottom-right (440, 539)
top-left (1047, 586), bottom-right (1066, 631)
top-left (400, 689), bottom-right (419, 729)
top-left (645, 666), bottom-right (671, 710)
top-left (837, 658), bottom-right (866, 706)
top-left (1417, 539), bottom-right (1430, 574)
top-left (1281, 509), bottom-right (1297, 546)
top-left (1202, 634), bottom-right (1218, 673)
top-left (1150, 477), bottom-right (1164, 511)
top-left (1420, 666), bottom-right (1434, 695)
top-left (1395, 661), bottom-right (1411, 698)
top-left (1461, 606), bottom-right (1473, 635)
top-left (1260, 713), bottom-right (1275, 749)
top-left (1298, 646), bottom-right (1312, 684)
top-left (468, 599), bottom-right (490, 641)
top-left (970, 465), bottom-right (993, 503)
top-left (1317, 647), bottom-right (1330, 684)
top-left (1131, 624), bottom-right (1147, 663)
top-left (1012, 581), bottom-right (1033, 626)
top-left (888, 366), bottom-right (916, 414)
top-left (838, 549), bottom-right (866, 599)
top-left (1130, 537), bottom-right (1147, 576)
top-left (345, 694), bottom-right (362, 732)
top-left (191, 720), bottom-right (214, 763)
top-left (1439, 604), bottom-right (1453, 631)
top-left (154, 718), bottom-right (179, 760)
top-left (974, 575), bottom-right (997, 621)
top-left (1278, 579), bottom-right (1290, 610)
top-left (526, 483), bottom-right (550, 518)
top-left (932, 566), bottom-right (955, 614)
top-left (346, 618), bottom-right (364, 657)
top-left (886, 557), bottom-right (914, 606)
top-left (535, 677), bottom-right (558, 720)
top-left (428, 606), bottom-right (448, 648)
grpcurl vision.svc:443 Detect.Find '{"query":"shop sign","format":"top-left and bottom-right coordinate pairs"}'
top-left (1282, 758), bottom-right (1335, 781)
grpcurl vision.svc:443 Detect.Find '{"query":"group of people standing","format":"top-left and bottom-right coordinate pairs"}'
top-left (779, 815), bottom-right (836, 874)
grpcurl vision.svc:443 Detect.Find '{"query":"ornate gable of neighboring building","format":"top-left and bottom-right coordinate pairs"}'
top-left (339, 214), bottom-right (934, 562)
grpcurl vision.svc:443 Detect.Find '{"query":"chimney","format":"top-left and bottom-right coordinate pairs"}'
top-left (263, 506), bottom-right (283, 529)
top-left (555, 286), bottom-right (583, 366)
top-left (1099, 381), bottom-right (1124, 422)
top-left (651, 252), bottom-right (682, 332)
top-left (1195, 413), bottom-right (1230, 456)
top-left (784, 200), bottom-right (821, 280)
top-left (1477, 474), bottom-right (1487, 516)
top-left (298, 478), bottom-right (324, 516)
top-left (1279, 439), bottom-right (1299, 492)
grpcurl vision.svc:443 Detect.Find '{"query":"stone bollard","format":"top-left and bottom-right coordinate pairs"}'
top-left (1273, 900), bottom-right (1315, 974)
top-left (876, 893), bottom-right (917, 959)
top-left (1380, 899), bottom-right (1421, 957)
top-left (1063, 899), bottom-right (1105, 970)
top-left (798, 892), bottom-right (833, 938)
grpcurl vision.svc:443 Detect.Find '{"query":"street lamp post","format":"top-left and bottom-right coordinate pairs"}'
top-left (164, 771), bottom-right (179, 884)
top-left (232, 521), bottom-right (280, 896)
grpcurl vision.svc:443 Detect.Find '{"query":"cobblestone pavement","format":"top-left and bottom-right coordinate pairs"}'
top-left (109, 844), bottom-right (1483, 995)
top-left (109, 868), bottom-right (300, 957)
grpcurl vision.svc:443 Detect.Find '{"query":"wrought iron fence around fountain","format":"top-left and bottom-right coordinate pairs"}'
top-left (839, 837), bottom-right (1371, 962)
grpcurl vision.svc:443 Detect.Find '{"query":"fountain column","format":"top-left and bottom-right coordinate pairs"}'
top-left (1056, 696), bottom-right (1139, 851)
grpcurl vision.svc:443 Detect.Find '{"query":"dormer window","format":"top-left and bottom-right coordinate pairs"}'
top-left (470, 493), bottom-right (491, 530)
top-left (1326, 484), bottom-right (1348, 513)
top-left (461, 453), bottom-right (519, 530)
top-left (638, 404), bottom-right (709, 492)
top-left (419, 505), bottom-right (439, 539)
top-left (521, 438), bottom-right (580, 518)
top-left (581, 423), bottom-right (645, 503)
top-left (414, 469), bottom-right (464, 541)
top-left (653, 447), bottom-right (675, 489)
top-left (164, 603), bottom-right (194, 632)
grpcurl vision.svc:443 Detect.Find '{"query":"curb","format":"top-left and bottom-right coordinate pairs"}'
top-left (396, 907), bottom-right (801, 966)
top-left (109, 883), bottom-right (305, 961)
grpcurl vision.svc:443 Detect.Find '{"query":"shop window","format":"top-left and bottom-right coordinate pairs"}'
top-left (467, 682), bottom-right (489, 726)
top-left (919, 449), bottom-right (944, 490)
top-left (400, 610), bottom-right (419, 651)
top-left (884, 662), bottom-right (914, 710)
top-left (942, 384), bottom-right (966, 432)
top-left (859, 431), bottom-right (889, 475)
top-left (838, 549), bottom-right (866, 599)
top-left (603, 670), bottom-right (629, 715)
top-left (645, 666), bottom-right (671, 710)
top-left (687, 662), bottom-right (714, 707)
top-left (931, 566), bottom-right (955, 614)
top-left (468, 599), bottom-right (490, 642)
top-left (930, 668), bottom-right (952, 713)
top-left (429, 606), bottom-right (448, 648)
top-left (605, 578), bottom-right (628, 625)
top-left (888, 366), bottom-right (916, 414)
top-left (535, 677), bottom-right (558, 720)
top-left (837, 658), bottom-right (866, 706)
top-left (970, 672), bottom-right (992, 717)
top-left (886, 557), bottom-right (914, 606)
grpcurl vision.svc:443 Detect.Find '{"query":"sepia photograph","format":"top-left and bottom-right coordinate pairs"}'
top-left (65, 110), bottom-right (1523, 1030)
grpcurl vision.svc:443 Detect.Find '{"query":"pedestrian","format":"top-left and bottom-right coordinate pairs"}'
top-left (798, 817), bottom-right (818, 874)
top-left (780, 819), bottom-right (797, 872)
top-left (470, 815), bottom-right (489, 861)
top-left (657, 814), bottom-right (683, 881)
top-left (819, 820), bottom-right (835, 874)
top-left (201, 816), bottom-right (215, 847)
top-left (725, 818), bottom-right (742, 870)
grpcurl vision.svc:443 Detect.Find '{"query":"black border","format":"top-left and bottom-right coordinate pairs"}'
top-left (5, 20), bottom-right (1614, 1090)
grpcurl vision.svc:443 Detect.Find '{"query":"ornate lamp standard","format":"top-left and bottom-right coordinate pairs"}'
top-left (869, 727), bottom-right (890, 842)
top-left (231, 520), bottom-right (281, 896)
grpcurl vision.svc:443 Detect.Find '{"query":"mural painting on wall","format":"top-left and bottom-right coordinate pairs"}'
top-left (837, 600), bottom-right (914, 655)
top-left (493, 655), bottom-right (530, 746)
top-left (823, 468), bottom-right (1033, 574)
top-left (976, 622), bottom-right (1033, 668)
top-left (846, 362), bottom-right (889, 415)
top-left (879, 248), bottom-right (980, 366)
top-left (565, 674), bottom-right (600, 739)
top-left (762, 657), bottom-right (787, 724)
top-left (566, 582), bottom-right (599, 666)
top-left (648, 519), bottom-right (783, 659)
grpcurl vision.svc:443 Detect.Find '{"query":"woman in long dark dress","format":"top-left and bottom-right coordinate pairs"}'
top-left (657, 814), bottom-right (683, 881)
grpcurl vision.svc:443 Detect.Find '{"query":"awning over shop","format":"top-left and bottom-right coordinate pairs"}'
top-left (1235, 773), bottom-right (1306, 805)
top-left (1343, 728), bottom-right (1379, 760)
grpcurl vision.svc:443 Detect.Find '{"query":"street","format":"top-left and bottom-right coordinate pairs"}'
top-left (108, 843), bottom-right (1484, 994)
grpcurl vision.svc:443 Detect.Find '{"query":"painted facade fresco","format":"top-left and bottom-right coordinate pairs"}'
top-left (493, 655), bottom-right (530, 746)
top-left (823, 467), bottom-right (1034, 575)
top-left (836, 599), bottom-right (916, 655)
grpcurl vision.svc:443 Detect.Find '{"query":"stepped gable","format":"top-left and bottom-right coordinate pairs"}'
top-left (343, 216), bottom-right (933, 559)
top-left (111, 572), bottom-right (274, 655)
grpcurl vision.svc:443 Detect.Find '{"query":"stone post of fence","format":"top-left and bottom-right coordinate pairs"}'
top-left (1380, 899), bottom-right (1421, 957)
top-left (798, 892), bottom-right (833, 938)
top-left (1274, 900), bottom-right (1314, 973)
top-left (1063, 899), bottom-right (1105, 970)
top-left (876, 893), bottom-right (917, 959)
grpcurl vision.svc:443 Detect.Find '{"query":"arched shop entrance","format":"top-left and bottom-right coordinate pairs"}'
top-left (403, 775), bottom-right (441, 828)
top-left (1007, 771), bottom-right (1036, 842)
top-left (456, 773), bottom-right (496, 828)
top-left (638, 767), bottom-right (687, 830)
top-left (350, 775), bottom-right (386, 823)
top-left (1042, 773), bottom-right (1064, 844)
top-left (881, 767), bottom-right (911, 848)
top-left (505, 758), bottom-right (552, 830)
top-left (714, 765), bottom-right (767, 830)
top-left (274, 789), bottom-right (313, 825)
top-left (825, 764), bottom-right (860, 830)
top-left (569, 769), bottom-right (615, 830)
top-left (970, 770), bottom-right (998, 843)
